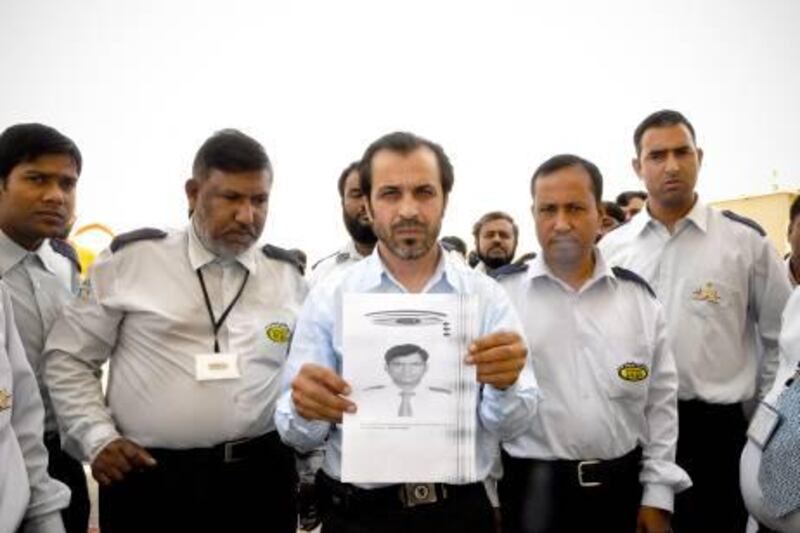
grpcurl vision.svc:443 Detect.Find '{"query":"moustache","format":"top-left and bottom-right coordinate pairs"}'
top-left (226, 226), bottom-right (258, 239)
top-left (392, 220), bottom-right (426, 231)
top-left (549, 236), bottom-right (580, 246)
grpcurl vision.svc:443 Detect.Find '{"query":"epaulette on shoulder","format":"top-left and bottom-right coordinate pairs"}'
top-left (489, 262), bottom-right (529, 281)
top-left (261, 244), bottom-right (303, 275)
top-left (721, 210), bottom-right (767, 237)
top-left (428, 386), bottom-right (452, 395)
top-left (311, 250), bottom-right (339, 271)
top-left (50, 239), bottom-right (81, 273)
top-left (363, 385), bottom-right (386, 391)
top-left (612, 266), bottom-right (656, 298)
top-left (110, 228), bottom-right (168, 253)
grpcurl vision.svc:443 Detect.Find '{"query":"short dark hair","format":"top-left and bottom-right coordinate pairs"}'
top-left (633, 109), bottom-right (697, 156)
top-left (790, 195), bottom-right (800, 225)
top-left (602, 201), bottom-right (626, 224)
top-left (616, 190), bottom-right (647, 207)
top-left (337, 161), bottom-right (360, 198)
top-left (192, 129), bottom-right (271, 181)
top-left (384, 343), bottom-right (429, 364)
top-left (472, 211), bottom-right (519, 242)
top-left (359, 132), bottom-right (454, 200)
top-left (0, 123), bottom-right (82, 181)
top-left (440, 235), bottom-right (467, 256)
top-left (530, 154), bottom-right (603, 203)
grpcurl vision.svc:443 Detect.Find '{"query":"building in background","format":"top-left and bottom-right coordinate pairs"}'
top-left (711, 190), bottom-right (798, 256)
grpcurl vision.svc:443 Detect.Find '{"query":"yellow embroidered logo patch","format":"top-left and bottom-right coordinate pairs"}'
top-left (0, 389), bottom-right (12, 411)
top-left (618, 363), bottom-right (649, 382)
top-left (265, 323), bottom-right (291, 344)
top-left (692, 283), bottom-right (721, 304)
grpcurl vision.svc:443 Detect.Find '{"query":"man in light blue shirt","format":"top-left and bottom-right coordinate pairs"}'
top-left (276, 131), bottom-right (538, 533)
top-left (0, 123), bottom-right (87, 533)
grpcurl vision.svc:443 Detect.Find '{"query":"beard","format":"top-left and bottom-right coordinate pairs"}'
top-left (477, 244), bottom-right (516, 270)
top-left (343, 212), bottom-right (377, 246)
top-left (478, 252), bottom-right (513, 270)
top-left (375, 218), bottom-right (440, 260)
top-left (192, 214), bottom-right (257, 260)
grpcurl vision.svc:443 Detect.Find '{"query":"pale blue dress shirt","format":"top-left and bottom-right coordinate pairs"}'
top-left (275, 246), bottom-right (539, 487)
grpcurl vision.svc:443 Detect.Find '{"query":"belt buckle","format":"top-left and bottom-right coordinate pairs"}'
top-left (577, 460), bottom-right (601, 488)
top-left (399, 483), bottom-right (443, 508)
top-left (223, 437), bottom-right (249, 463)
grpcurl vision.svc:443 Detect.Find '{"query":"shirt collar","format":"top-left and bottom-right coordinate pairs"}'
top-left (0, 230), bottom-right (55, 276)
top-left (528, 248), bottom-right (615, 293)
top-left (362, 244), bottom-right (454, 293)
top-left (186, 222), bottom-right (257, 273)
top-left (637, 195), bottom-right (708, 235)
top-left (338, 240), bottom-right (370, 263)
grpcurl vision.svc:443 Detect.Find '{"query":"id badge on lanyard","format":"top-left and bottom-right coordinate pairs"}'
top-left (194, 267), bottom-right (249, 382)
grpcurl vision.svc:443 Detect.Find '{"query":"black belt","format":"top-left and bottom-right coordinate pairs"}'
top-left (148, 432), bottom-right (282, 464)
top-left (317, 470), bottom-right (486, 511)
top-left (518, 446), bottom-right (642, 489)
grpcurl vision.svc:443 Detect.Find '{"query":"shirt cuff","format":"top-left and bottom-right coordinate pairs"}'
top-left (275, 397), bottom-right (330, 453)
top-left (85, 423), bottom-right (121, 463)
top-left (20, 512), bottom-right (66, 533)
top-left (641, 483), bottom-right (675, 512)
top-left (483, 381), bottom-right (519, 402)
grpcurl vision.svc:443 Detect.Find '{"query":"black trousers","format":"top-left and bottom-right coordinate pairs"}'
top-left (99, 432), bottom-right (296, 533)
top-left (673, 400), bottom-right (748, 533)
top-left (317, 471), bottom-right (495, 533)
top-left (499, 449), bottom-right (643, 533)
top-left (44, 433), bottom-right (90, 533)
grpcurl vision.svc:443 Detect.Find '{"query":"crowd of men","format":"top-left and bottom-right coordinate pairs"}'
top-left (0, 109), bottom-right (798, 533)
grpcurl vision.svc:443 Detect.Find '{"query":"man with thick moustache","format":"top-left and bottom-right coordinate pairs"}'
top-left (600, 110), bottom-right (792, 532)
top-left (495, 154), bottom-right (690, 533)
top-left (308, 161), bottom-right (378, 288)
top-left (0, 123), bottom-right (89, 533)
top-left (276, 131), bottom-right (538, 533)
top-left (44, 129), bottom-right (307, 533)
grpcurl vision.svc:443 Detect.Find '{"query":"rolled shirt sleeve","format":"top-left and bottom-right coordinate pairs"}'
top-left (3, 286), bottom-right (69, 532)
top-left (44, 253), bottom-right (123, 462)
top-left (477, 281), bottom-right (539, 441)
top-left (639, 305), bottom-right (692, 511)
top-left (748, 235), bottom-right (793, 399)
top-left (275, 286), bottom-right (337, 452)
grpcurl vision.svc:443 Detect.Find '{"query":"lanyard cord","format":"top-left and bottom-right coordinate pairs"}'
top-left (196, 268), bottom-right (250, 353)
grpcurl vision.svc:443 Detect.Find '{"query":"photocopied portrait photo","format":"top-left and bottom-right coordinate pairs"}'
top-left (341, 293), bottom-right (479, 483)
top-left (359, 343), bottom-right (454, 420)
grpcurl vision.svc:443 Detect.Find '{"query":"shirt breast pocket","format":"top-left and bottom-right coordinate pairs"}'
top-left (0, 355), bottom-right (13, 430)
top-left (606, 357), bottom-right (650, 404)
top-left (257, 315), bottom-right (298, 363)
top-left (685, 278), bottom-right (738, 318)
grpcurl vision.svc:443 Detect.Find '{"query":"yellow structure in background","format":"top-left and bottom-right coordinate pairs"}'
top-left (69, 223), bottom-right (115, 277)
top-left (710, 190), bottom-right (798, 256)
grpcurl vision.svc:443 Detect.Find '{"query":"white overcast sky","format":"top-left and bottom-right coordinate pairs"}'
top-left (1, 0), bottom-right (799, 261)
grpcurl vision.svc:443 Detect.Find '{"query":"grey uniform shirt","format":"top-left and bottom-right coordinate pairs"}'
top-left (44, 224), bottom-right (308, 462)
top-left (600, 199), bottom-right (792, 403)
top-left (306, 240), bottom-right (367, 290)
top-left (0, 231), bottom-right (78, 436)
top-left (0, 283), bottom-right (69, 533)
top-left (497, 252), bottom-right (691, 511)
